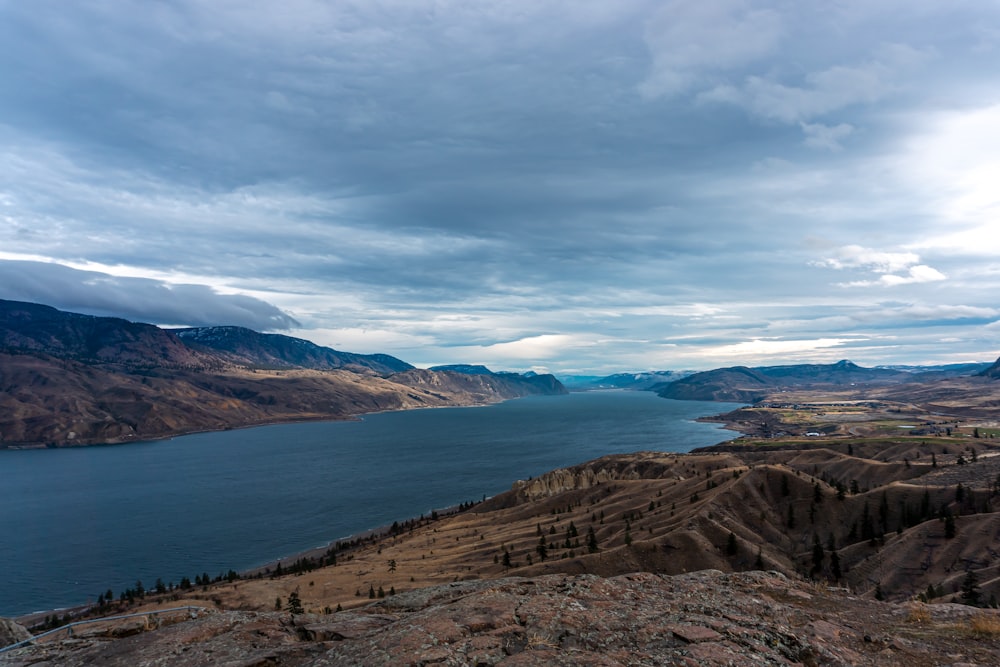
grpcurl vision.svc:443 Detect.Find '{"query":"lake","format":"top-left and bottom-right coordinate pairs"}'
top-left (0, 391), bottom-right (740, 616)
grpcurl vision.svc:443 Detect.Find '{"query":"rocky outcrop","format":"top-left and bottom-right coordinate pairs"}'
top-left (0, 618), bottom-right (31, 647)
top-left (6, 571), bottom-right (999, 666)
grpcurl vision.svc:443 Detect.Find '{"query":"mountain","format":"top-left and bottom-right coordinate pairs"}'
top-left (0, 300), bottom-right (565, 447)
top-left (977, 357), bottom-right (1000, 379)
top-left (394, 368), bottom-right (567, 401)
top-left (657, 360), bottom-right (927, 402)
top-left (427, 364), bottom-right (494, 375)
top-left (656, 365), bottom-right (778, 402)
top-left (563, 371), bottom-right (694, 391)
top-left (173, 326), bottom-right (412, 375)
top-left (880, 362), bottom-right (991, 377)
top-left (0, 299), bottom-right (207, 368)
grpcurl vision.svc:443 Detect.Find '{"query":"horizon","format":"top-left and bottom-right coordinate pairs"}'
top-left (2, 2), bottom-right (999, 374)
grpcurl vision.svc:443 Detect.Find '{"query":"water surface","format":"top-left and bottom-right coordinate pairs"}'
top-left (0, 391), bottom-right (739, 615)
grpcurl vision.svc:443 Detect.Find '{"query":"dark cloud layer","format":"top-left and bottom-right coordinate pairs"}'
top-left (0, 261), bottom-right (298, 330)
top-left (2, 1), bottom-right (999, 372)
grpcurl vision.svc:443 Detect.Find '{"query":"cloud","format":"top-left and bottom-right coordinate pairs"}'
top-left (704, 337), bottom-right (853, 360)
top-left (1, 2), bottom-right (1000, 371)
top-left (699, 44), bottom-right (929, 124)
top-left (816, 245), bottom-right (947, 288)
top-left (816, 245), bottom-right (921, 273)
top-left (0, 260), bottom-right (298, 330)
top-left (800, 122), bottom-right (854, 151)
top-left (639, 0), bottom-right (782, 98)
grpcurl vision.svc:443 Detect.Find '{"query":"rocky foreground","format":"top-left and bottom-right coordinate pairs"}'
top-left (4, 570), bottom-right (1000, 666)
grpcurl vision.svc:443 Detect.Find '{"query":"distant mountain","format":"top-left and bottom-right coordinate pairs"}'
top-left (879, 362), bottom-right (991, 376)
top-left (977, 357), bottom-right (1000, 379)
top-left (394, 368), bottom-right (567, 401)
top-left (0, 300), bottom-right (566, 447)
top-left (561, 370), bottom-right (695, 391)
top-left (752, 359), bottom-right (909, 385)
top-left (173, 326), bottom-right (412, 375)
top-left (656, 366), bottom-right (778, 402)
top-left (657, 359), bottom-right (921, 402)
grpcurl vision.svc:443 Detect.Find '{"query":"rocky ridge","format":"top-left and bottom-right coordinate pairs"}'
top-left (4, 571), bottom-right (999, 666)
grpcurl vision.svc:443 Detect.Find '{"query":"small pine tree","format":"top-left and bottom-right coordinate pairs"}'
top-left (961, 570), bottom-right (981, 606)
top-left (726, 532), bottom-right (738, 556)
top-left (536, 536), bottom-right (548, 561)
top-left (587, 526), bottom-right (599, 553)
top-left (286, 589), bottom-right (304, 615)
top-left (944, 512), bottom-right (956, 539)
top-left (811, 534), bottom-right (824, 575)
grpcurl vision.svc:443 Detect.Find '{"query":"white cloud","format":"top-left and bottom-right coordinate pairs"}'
top-left (877, 265), bottom-right (947, 286)
top-left (816, 245), bottom-right (920, 273)
top-left (703, 337), bottom-right (852, 359)
top-left (898, 104), bottom-right (1000, 255)
top-left (816, 246), bottom-right (947, 288)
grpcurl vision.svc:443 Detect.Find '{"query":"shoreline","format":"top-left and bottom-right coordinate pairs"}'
top-left (11, 502), bottom-right (477, 627)
top-left (0, 394), bottom-right (523, 451)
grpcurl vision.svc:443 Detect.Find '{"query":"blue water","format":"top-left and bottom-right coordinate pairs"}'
top-left (0, 391), bottom-right (739, 616)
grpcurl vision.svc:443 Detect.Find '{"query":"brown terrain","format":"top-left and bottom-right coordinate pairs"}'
top-left (3, 300), bottom-right (1000, 664)
top-left (0, 299), bottom-right (565, 447)
top-left (5, 434), bottom-right (1000, 664)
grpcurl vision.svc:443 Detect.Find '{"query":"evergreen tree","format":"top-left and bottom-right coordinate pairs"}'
top-left (811, 534), bottom-right (824, 576)
top-left (944, 511), bottom-right (956, 539)
top-left (286, 589), bottom-right (304, 615)
top-left (961, 570), bottom-right (981, 606)
top-left (830, 550), bottom-right (842, 582)
top-left (586, 526), bottom-right (599, 553)
top-left (726, 532), bottom-right (738, 556)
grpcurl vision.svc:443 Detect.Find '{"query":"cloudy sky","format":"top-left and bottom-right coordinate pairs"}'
top-left (2, 1), bottom-right (999, 374)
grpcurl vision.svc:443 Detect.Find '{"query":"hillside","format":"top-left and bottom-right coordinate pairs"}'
top-left (0, 300), bottom-right (565, 447)
top-left (173, 326), bottom-right (412, 375)
top-left (7, 439), bottom-right (1000, 664)
top-left (656, 358), bottom-right (998, 407)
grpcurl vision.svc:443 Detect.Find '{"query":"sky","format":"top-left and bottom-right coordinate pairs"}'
top-left (2, 1), bottom-right (1000, 375)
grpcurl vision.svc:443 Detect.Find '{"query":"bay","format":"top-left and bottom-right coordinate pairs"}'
top-left (0, 391), bottom-right (740, 616)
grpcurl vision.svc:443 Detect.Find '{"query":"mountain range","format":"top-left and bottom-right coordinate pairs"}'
top-left (654, 358), bottom-right (995, 402)
top-left (0, 299), bottom-right (566, 447)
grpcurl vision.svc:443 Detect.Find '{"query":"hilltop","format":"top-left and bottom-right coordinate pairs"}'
top-left (0, 299), bottom-right (566, 447)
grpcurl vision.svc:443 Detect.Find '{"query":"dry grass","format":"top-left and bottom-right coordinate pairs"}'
top-left (968, 613), bottom-right (1000, 637)
top-left (905, 604), bottom-right (931, 624)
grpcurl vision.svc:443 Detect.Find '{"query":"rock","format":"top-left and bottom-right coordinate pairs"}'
top-left (5, 570), bottom-right (1000, 666)
top-left (670, 625), bottom-right (722, 643)
top-left (0, 618), bottom-right (32, 646)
